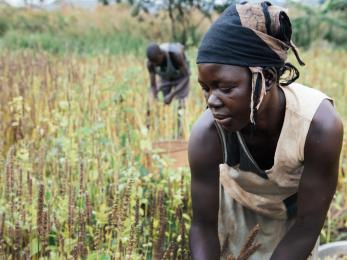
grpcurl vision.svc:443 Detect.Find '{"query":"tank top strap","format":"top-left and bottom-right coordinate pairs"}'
top-left (214, 121), bottom-right (228, 163)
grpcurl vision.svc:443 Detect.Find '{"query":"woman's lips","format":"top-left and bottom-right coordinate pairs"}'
top-left (214, 115), bottom-right (232, 125)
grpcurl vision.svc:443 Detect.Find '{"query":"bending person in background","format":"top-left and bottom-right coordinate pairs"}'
top-left (146, 42), bottom-right (190, 105)
top-left (146, 42), bottom-right (190, 137)
top-left (189, 2), bottom-right (343, 260)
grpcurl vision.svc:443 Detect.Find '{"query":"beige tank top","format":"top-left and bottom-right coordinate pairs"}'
top-left (217, 83), bottom-right (332, 220)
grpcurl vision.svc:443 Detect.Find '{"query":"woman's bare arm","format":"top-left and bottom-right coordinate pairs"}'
top-left (189, 110), bottom-right (223, 260)
top-left (271, 100), bottom-right (343, 260)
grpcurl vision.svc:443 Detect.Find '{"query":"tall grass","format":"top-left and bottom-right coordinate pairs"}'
top-left (0, 51), bottom-right (196, 258)
top-left (0, 47), bottom-right (346, 258)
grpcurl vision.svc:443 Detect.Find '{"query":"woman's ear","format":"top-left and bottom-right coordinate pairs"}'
top-left (263, 68), bottom-right (277, 91)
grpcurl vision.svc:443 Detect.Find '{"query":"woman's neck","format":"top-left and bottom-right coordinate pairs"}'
top-left (241, 86), bottom-right (286, 138)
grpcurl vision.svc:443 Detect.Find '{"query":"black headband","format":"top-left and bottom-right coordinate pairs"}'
top-left (197, 3), bottom-right (291, 67)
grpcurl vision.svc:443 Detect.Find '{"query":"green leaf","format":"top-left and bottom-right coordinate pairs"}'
top-left (87, 252), bottom-right (97, 260)
top-left (30, 238), bottom-right (40, 257)
top-left (97, 254), bottom-right (111, 260)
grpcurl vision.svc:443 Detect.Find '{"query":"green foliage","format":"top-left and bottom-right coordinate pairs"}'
top-left (129, 0), bottom-right (217, 46)
top-left (289, 0), bottom-right (347, 49)
top-left (0, 7), bottom-right (147, 55)
top-left (1, 29), bottom-right (145, 56)
top-left (1, 1), bottom-right (347, 54)
top-left (0, 17), bottom-right (8, 37)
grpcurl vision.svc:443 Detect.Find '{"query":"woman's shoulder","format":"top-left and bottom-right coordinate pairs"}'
top-left (287, 82), bottom-right (329, 96)
top-left (303, 98), bottom-right (343, 173)
top-left (285, 82), bottom-right (331, 100)
top-left (189, 109), bottom-right (219, 148)
top-left (282, 82), bottom-right (332, 121)
top-left (188, 109), bottom-right (224, 167)
top-left (280, 83), bottom-right (341, 162)
top-left (308, 99), bottom-right (343, 140)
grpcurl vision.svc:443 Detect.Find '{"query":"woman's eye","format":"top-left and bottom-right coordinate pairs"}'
top-left (220, 87), bottom-right (232, 93)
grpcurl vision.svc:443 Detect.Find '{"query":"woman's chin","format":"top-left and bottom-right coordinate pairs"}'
top-left (214, 117), bottom-right (232, 126)
top-left (215, 117), bottom-right (237, 132)
top-left (215, 117), bottom-right (248, 132)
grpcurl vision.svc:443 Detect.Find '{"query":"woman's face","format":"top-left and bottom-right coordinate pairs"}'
top-left (198, 63), bottom-right (252, 132)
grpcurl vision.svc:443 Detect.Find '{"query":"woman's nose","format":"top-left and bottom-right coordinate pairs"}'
top-left (207, 93), bottom-right (223, 108)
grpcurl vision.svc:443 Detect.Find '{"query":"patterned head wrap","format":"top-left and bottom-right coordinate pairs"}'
top-left (197, 1), bottom-right (304, 124)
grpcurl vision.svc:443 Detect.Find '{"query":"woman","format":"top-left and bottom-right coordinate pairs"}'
top-left (188, 2), bottom-right (343, 260)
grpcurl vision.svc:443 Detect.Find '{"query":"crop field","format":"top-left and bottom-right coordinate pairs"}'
top-left (0, 6), bottom-right (346, 260)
